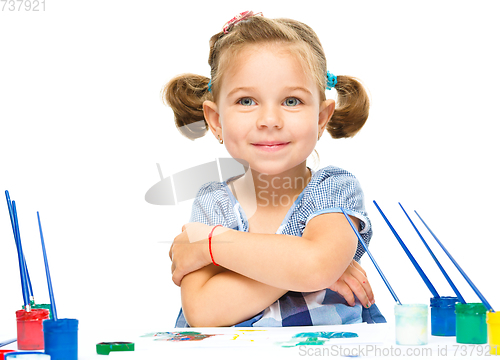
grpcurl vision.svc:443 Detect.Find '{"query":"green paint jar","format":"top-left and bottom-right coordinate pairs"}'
top-left (455, 303), bottom-right (487, 344)
top-left (32, 304), bottom-right (52, 320)
top-left (23, 303), bottom-right (52, 320)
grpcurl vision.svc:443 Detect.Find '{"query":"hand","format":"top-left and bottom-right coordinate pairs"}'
top-left (169, 222), bottom-right (215, 287)
top-left (328, 260), bottom-right (374, 308)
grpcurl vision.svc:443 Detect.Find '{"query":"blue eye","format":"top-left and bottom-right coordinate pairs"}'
top-left (284, 98), bottom-right (301, 106)
top-left (238, 97), bottom-right (255, 106)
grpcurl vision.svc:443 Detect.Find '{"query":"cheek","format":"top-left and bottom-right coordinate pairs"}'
top-left (292, 114), bottom-right (320, 138)
top-left (221, 123), bottom-right (247, 156)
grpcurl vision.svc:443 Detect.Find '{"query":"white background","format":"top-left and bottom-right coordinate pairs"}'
top-left (1, 0), bottom-right (499, 337)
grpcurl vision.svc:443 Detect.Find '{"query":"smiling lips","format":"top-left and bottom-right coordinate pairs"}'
top-left (252, 141), bottom-right (290, 152)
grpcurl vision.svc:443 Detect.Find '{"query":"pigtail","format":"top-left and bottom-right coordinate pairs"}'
top-left (327, 76), bottom-right (370, 139)
top-left (162, 74), bottom-right (212, 140)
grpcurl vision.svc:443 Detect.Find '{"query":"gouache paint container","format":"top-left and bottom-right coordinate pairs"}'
top-left (43, 318), bottom-right (78, 360)
top-left (4, 353), bottom-right (50, 359)
top-left (430, 296), bottom-right (458, 336)
top-left (455, 303), bottom-right (487, 344)
top-left (394, 304), bottom-right (428, 345)
top-left (31, 305), bottom-right (52, 320)
top-left (1, 350), bottom-right (15, 360)
top-left (487, 311), bottom-right (500, 355)
top-left (23, 305), bottom-right (52, 321)
top-left (16, 309), bottom-right (50, 350)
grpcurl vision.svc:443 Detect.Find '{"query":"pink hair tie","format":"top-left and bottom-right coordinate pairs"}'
top-left (222, 10), bottom-right (263, 34)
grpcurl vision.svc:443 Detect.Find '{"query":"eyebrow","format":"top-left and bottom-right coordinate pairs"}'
top-left (226, 86), bottom-right (313, 98)
top-left (226, 87), bottom-right (257, 98)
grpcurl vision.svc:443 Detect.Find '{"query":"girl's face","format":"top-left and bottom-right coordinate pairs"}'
top-left (204, 43), bottom-right (334, 176)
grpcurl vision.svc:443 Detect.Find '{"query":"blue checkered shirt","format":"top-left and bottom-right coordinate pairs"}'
top-left (175, 165), bottom-right (376, 327)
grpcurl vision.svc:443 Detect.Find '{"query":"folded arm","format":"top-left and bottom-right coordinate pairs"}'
top-left (207, 213), bottom-right (359, 292)
top-left (180, 265), bottom-right (288, 327)
top-left (179, 213), bottom-right (361, 327)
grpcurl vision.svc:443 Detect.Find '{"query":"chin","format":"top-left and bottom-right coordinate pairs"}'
top-left (247, 164), bottom-right (298, 177)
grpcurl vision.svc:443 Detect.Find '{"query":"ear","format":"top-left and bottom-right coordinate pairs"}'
top-left (318, 99), bottom-right (335, 136)
top-left (203, 100), bottom-right (221, 138)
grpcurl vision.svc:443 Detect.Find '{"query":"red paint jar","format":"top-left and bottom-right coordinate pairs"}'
top-left (16, 309), bottom-right (50, 350)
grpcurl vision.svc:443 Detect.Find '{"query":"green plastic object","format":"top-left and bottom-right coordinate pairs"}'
top-left (22, 302), bottom-right (53, 320)
top-left (96, 342), bottom-right (135, 355)
top-left (455, 303), bottom-right (487, 344)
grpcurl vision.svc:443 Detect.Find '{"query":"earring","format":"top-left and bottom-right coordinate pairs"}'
top-left (218, 135), bottom-right (223, 144)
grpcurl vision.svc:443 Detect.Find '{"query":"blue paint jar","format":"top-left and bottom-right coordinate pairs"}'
top-left (43, 318), bottom-right (78, 360)
top-left (430, 296), bottom-right (458, 336)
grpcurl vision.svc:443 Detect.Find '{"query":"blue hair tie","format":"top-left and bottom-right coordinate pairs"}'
top-left (207, 79), bottom-right (212, 93)
top-left (326, 71), bottom-right (337, 90)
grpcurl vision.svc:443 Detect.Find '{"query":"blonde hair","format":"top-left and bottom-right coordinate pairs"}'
top-left (162, 14), bottom-right (369, 140)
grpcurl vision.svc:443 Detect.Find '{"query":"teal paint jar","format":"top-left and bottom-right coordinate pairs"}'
top-left (455, 303), bottom-right (487, 344)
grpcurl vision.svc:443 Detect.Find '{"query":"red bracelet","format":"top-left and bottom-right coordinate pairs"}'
top-left (208, 225), bottom-right (222, 267)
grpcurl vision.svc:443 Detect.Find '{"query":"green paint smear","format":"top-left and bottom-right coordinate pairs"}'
top-left (293, 331), bottom-right (358, 339)
top-left (279, 331), bottom-right (358, 348)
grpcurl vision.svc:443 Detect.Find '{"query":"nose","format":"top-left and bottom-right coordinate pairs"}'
top-left (256, 104), bottom-right (283, 130)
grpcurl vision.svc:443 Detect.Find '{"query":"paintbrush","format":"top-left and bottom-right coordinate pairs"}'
top-left (399, 203), bottom-right (465, 303)
top-left (340, 208), bottom-right (401, 305)
top-left (5, 191), bottom-right (34, 306)
top-left (37, 212), bottom-right (58, 320)
top-left (373, 201), bottom-right (440, 298)
top-left (8, 198), bottom-right (30, 311)
top-left (415, 210), bottom-right (494, 312)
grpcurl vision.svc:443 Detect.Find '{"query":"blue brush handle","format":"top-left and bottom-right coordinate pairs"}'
top-left (399, 203), bottom-right (465, 303)
top-left (415, 210), bottom-right (494, 312)
top-left (37, 212), bottom-right (58, 320)
top-left (340, 208), bottom-right (401, 305)
top-left (5, 191), bottom-right (34, 301)
top-left (12, 201), bottom-right (30, 308)
top-left (373, 201), bottom-right (440, 298)
top-left (0, 338), bottom-right (17, 348)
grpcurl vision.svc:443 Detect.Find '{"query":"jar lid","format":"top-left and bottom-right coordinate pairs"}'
top-left (430, 296), bottom-right (459, 308)
top-left (394, 303), bottom-right (428, 316)
top-left (455, 302), bottom-right (487, 315)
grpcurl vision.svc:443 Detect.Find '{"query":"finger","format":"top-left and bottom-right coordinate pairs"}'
top-left (351, 268), bottom-right (374, 304)
top-left (343, 273), bottom-right (372, 308)
top-left (182, 224), bottom-right (187, 232)
top-left (329, 280), bottom-right (355, 306)
top-left (350, 260), bottom-right (367, 277)
top-left (347, 262), bottom-right (374, 303)
top-left (172, 267), bottom-right (185, 287)
top-left (172, 273), bottom-right (181, 287)
top-left (360, 277), bottom-right (374, 304)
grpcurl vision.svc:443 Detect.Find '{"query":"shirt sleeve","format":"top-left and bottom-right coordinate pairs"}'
top-left (188, 181), bottom-right (239, 230)
top-left (303, 167), bottom-right (372, 261)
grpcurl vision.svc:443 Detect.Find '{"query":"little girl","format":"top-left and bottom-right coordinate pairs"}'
top-left (164, 11), bottom-right (385, 327)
